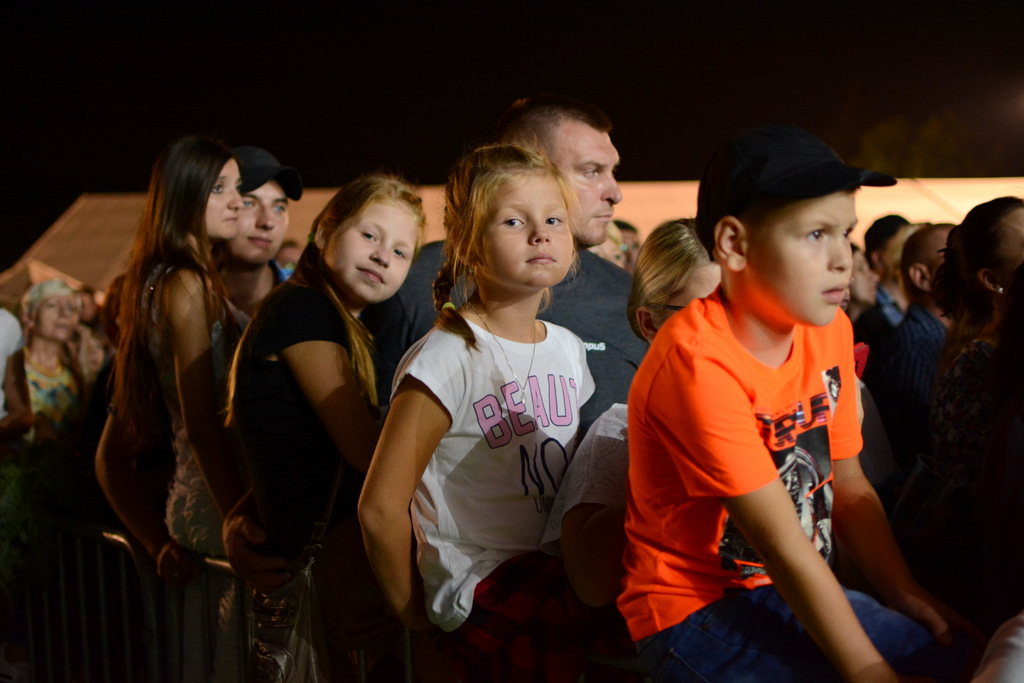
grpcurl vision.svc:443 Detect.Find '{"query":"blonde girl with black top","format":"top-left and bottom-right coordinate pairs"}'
top-left (227, 174), bottom-right (425, 676)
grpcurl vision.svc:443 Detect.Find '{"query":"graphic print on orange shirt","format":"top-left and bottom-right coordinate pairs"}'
top-left (718, 365), bottom-right (842, 578)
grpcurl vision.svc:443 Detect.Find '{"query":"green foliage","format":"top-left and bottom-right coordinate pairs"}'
top-left (854, 111), bottom-right (1001, 178)
top-left (0, 442), bottom-right (89, 591)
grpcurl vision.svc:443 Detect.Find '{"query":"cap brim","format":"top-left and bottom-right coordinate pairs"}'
top-left (762, 161), bottom-right (896, 199)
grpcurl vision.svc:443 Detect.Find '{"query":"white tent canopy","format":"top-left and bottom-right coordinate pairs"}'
top-left (4, 177), bottom-right (1024, 305)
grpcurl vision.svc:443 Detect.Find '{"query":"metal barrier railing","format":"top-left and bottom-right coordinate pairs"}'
top-left (12, 519), bottom-right (379, 683)
top-left (18, 518), bottom-right (162, 682)
top-left (12, 519), bottom-right (645, 682)
top-left (14, 518), bottom-right (255, 683)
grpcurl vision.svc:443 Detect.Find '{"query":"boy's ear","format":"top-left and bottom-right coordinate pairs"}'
top-left (714, 216), bottom-right (749, 272)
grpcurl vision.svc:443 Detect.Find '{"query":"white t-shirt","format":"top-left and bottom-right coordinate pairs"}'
top-left (974, 610), bottom-right (1024, 683)
top-left (396, 319), bottom-right (594, 632)
top-left (0, 309), bottom-right (24, 421)
top-left (540, 403), bottom-right (629, 555)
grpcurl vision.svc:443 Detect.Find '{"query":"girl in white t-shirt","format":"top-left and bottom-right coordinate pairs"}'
top-left (359, 143), bottom-right (599, 681)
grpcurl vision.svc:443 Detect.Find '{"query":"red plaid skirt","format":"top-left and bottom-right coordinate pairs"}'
top-left (445, 551), bottom-right (633, 682)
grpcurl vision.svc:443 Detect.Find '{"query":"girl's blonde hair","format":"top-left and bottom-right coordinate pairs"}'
top-left (626, 219), bottom-right (712, 339)
top-left (432, 143), bottom-right (576, 349)
top-left (227, 173), bottom-right (425, 415)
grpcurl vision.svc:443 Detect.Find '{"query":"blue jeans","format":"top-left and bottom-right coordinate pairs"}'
top-left (636, 585), bottom-right (971, 682)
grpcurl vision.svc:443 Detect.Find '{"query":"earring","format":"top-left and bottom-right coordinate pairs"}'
top-left (998, 286), bottom-right (1006, 295)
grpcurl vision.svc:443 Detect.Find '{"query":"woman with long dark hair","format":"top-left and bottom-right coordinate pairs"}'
top-left (97, 135), bottom-right (246, 680)
top-left (931, 196), bottom-right (1024, 486)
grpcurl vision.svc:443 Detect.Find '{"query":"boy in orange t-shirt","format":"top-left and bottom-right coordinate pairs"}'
top-left (620, 125), bottom-right (978, 682)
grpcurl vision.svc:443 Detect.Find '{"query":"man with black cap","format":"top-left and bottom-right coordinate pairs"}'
top-left (620, 125), bottom-right (976, 681)
top-left (221, 146), bottom-right (303, 318)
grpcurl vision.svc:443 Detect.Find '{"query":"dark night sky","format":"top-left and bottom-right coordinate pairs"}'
top-left (3, 0), bottom-right (1024, 271)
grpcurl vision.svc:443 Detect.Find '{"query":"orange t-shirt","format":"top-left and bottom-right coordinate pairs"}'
top-left (618, 291), bottom-right (862, 641)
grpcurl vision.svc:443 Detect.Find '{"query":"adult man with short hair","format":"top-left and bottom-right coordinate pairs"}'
top-left (497, 95), bottom-right (623, 248)
top-left (864, 222), bottom-right (954, 469)
top-left (498, 94), bottom-right (643, 431)
top-left (221, 146), bottom-right (302, 318)
top-left (363, 94), bottom-right (646, 432)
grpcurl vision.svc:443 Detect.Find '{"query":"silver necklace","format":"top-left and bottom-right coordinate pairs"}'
top-left (466, 301), bottom-right (537, 394)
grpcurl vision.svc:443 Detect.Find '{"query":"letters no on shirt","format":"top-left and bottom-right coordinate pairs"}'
top-left (473, 373), bottom-right (580, 505)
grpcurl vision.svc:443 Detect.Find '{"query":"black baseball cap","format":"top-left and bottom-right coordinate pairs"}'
top-left (233, 146), bottom-right (303, 200)
top-left (696, 124), bottom-right (895, 249)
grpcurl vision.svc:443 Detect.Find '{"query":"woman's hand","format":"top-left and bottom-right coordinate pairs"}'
top-left (154, 539), bottom-right (201, 586)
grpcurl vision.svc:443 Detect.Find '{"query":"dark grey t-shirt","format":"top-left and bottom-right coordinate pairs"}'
top-left (542, 250), bottom-right (647, 432)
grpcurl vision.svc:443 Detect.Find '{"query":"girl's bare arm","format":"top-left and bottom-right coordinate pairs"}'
top-left (279, 340), bottom-right (380, 473)
top-left (358, 376), bottom-right (449, 630)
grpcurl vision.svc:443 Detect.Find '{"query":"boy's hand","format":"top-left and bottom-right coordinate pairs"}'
top-left (888, 582), bottom-right (986, 648)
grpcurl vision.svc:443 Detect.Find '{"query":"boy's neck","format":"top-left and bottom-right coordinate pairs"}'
top-left (721, 291), bottom-right (795, 368)
top-left (221, 262), bottom-right (276, 317)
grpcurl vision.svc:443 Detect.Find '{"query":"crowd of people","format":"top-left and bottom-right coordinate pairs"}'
top-left (1, 94), bottom-right (1023, 682)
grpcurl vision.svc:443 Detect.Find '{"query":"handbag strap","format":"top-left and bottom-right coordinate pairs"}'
top-left (289, 457), bottom-right (346, 575)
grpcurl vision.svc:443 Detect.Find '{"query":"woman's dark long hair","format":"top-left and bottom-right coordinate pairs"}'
top-left (112, 135), bottom-right (235, 448)
top-left (933, 196), bottom-right (1024, 373)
